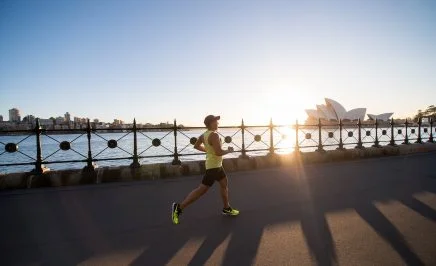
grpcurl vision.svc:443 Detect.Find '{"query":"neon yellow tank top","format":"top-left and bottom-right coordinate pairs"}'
top-left (203, 130), bottom-right (223, 169)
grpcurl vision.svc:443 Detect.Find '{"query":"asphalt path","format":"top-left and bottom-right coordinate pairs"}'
top-left (1, 152), bottom-right (436, 266)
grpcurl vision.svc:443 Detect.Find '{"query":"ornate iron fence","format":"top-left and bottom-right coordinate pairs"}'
top-left (0, 117), bottom-right (434, 174)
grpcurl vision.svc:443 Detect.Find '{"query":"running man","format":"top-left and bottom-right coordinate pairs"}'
top-left (171, 115), bottom-right (239, 224)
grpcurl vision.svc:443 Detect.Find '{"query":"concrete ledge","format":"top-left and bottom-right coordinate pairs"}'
top-left (382, 145), bottom-right (400, 156)
top-left (236, 157), bottom-right (254, 171)
top-left (223, 158), bottom-right (238, 172)
top-left (183, 161), bottom-right (201, 176)
top-left (1, 143), bottom-right (435, 190)
top-left (0, 172), bottom-right (28, 189)
top-left (398, 143), bottom-right (436, 155)
top-left (48, 169), bottom-right (86, 187)
top-left (327, 149), bottom-right (346, 162)
top-left (100, 167), bottom-right (124, 183)
top-left (277, 153), bottom-right (295, 166)
top-left (253, 155), bottom-right (278, 169)
top-left (160, 164), bottom-right (183, 179)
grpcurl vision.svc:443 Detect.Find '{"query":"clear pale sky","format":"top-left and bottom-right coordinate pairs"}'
top-left (1, 0), bottom-right (435, 125)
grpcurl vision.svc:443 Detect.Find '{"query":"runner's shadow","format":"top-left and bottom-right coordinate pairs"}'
top-left (355, 201), bottom-right (425, 266)
top-left (187, 202), bottom-right (337, 265)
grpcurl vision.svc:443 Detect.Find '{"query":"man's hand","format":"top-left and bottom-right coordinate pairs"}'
top-left (193, 135), bottom-right (206, 152)
top-left (227, 147), bottom-right (234, 153)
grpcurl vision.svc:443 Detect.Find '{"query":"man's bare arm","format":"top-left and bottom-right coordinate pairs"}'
top-left (209, 132), bottom-right (233, 156)
top-left (193, 135), bottom-right (206, 152)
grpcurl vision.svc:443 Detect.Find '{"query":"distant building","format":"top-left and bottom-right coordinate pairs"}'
top-left (64, 112), bottom-right (71, 123)
top-left (95, 123), bottom-right (108, 129)
top-left (305, 98), bottom-right (395, 123)
top-left (306, 98), bottom-right (366, 122)
top-left (367, 113), bottom-right (394, 122)
top-left (55, 116), bottom-right (65, 125)
top-left (159, 122), bottom-right (172, 127)
top-left (9, 108), bottom-right (21, 122)
top-left (113, 119), bottom-right (123, 125)
top-left (93, 119), bottom-right (99, 124)
top-left (22, 115), bottom-right (35, 124)
top-left (73, 117), bottom-right (88, 124)
top-left (39, 119), bottom-right (54, 127)
top-left (0, 115), bottom-right (3, 122)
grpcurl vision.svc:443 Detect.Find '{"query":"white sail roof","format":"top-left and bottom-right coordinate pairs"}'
top-left (367, 113), bottom-right (394, 121)
top-left (305, 97), bottom-right (387, 122)
top-left (325, 98), bottom-right (347, 120)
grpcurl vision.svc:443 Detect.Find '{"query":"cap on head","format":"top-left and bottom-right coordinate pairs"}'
top-left (204, 115), bottom-right (220, 127)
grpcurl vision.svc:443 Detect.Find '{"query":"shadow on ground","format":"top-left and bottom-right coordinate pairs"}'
top-left (1, 153), bottom-right (436, 265)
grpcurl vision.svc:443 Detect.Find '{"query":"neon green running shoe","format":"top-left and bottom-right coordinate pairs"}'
top-left (171, 203), bottom-right (182, 224)
top-left (222, 206), bottom-right (240, 216)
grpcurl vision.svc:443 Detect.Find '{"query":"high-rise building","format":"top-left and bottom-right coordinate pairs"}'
top-left (0, 115), bottom-right (3, 122)
top-left (55, 116), bottom-right (65, 125)
top-left (39, 119), bottom-right (54, 127)
top-left (113, 119), bottom-right (123, 125)
top-left (64, 112), bottom-right (71, 123)
top-left (22, 115), bottom-right (35, 124)
top-left (9, 108), bottom-right (21, 122)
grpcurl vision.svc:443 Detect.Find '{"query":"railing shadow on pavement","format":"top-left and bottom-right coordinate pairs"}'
top-left (2, 153), bottom-right (432, 265)
top-left (129, 153), bottom-right (434, 266)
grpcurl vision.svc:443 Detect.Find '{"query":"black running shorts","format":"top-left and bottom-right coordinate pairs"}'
top-left (202, 167), bottom-right (226, 186)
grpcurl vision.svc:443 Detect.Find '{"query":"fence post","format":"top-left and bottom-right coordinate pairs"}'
top-left (130, 118), bottom-right (140, 168)
top-left (316, 118), bottom-right (325, 152)
top-left (32, 118), bottom-right (46, 174)
top-left (416, 117), bottom-right (422, 144)
top-left (295, 119), bottom-right (300, 153)
top-left (402, 119), bottom-right (409, 144)
top-left (239, 119), bottom-right (249, 159)
top-left (83, 119), bottom-right (95, 171)
top-left (337, 119), bottom-right (344, 150)
top-left (268, 118), bottom-right (275, 155)
top-left (389, 118), bottom-right (396, 146)
top-left (429, 117), bottom-right (434, 143)
top-left (373, 118), bottom-right (381, 148)
top-left (172, 119), bottom-right (181, 165)
top-left (356, 118), bottom-right (363, 149)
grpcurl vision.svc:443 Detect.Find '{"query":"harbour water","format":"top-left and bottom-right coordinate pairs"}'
top-left (0, 126), bottom-right (432, 174)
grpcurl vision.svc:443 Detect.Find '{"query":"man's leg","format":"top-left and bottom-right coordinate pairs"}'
top-left (172, 184), bottom-right (209, 225)
top-left (180, 184), bottom-right (209, 210)
top-left (217, 170), bottom-right (239, 216)
top-left (218, 177), bottom-right (230, 209)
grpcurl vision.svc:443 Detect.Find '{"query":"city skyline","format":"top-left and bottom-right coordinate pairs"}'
top-left (0, 106), bottom-right (184, 126)
top-left (0, 103), bottom-right (422, 127)
top-left (1, 0), bottom-right (436, 125)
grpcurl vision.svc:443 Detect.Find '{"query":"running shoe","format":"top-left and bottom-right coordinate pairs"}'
top-left (222, 206), bottom-right (240, 216)
top-left (171, 202), bottom-right (182, 224)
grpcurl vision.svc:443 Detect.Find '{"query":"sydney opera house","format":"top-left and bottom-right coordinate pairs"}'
top-left (306, 98), bottom-right (393, 122)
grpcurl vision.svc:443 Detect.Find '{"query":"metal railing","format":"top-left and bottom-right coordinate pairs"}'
top-left (0, 117), bottom-right (434, 174)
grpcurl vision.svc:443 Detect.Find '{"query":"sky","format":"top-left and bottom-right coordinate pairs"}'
top-left (1, 0), bottom-right (435, 126)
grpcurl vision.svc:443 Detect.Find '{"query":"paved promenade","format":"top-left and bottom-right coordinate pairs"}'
top-left (1, 152), bottom-right (436, 266)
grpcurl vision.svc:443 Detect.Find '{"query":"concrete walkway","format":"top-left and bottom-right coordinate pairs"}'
top-left (1, 152), bottom-right (436, 266)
